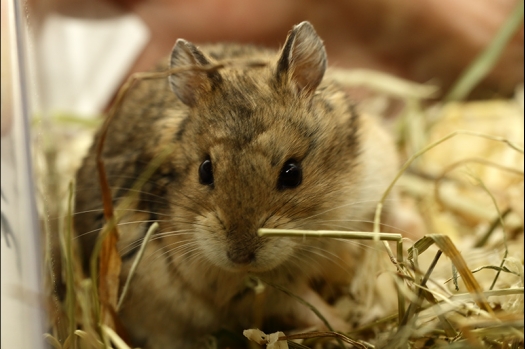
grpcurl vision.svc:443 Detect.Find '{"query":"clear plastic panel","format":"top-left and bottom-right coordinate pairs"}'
top-left (1, 0), bottom-right (46, 348)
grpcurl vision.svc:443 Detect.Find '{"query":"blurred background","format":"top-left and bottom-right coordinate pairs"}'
top-left (23, 0), bottom-right (525, 118)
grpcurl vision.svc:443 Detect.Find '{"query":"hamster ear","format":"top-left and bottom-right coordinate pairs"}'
top-left (169, 39), bottom-right (222, 106)
top-left (275, 21), bottom-right (327, 95)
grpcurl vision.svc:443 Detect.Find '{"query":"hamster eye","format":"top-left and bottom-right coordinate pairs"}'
top-left (278, 160), bottom-right (302, 190)
top-left (199, 158), bottom-right (214, 186)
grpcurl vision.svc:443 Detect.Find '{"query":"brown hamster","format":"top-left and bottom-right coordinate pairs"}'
top-left (74, 21), bottom-right (400, 348)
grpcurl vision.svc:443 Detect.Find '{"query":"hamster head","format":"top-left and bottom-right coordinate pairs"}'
top-left (164, 22), bottom-right (362, 273)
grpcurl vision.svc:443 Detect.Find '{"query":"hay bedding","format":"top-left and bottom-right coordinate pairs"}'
top-left (37, 15), bottom-right (524, 349)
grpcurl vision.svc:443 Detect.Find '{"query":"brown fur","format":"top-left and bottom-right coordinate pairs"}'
top-left (74, 22), bottom-right (399, 348)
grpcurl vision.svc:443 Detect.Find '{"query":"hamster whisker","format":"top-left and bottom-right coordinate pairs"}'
top-left (119, 230), bottom-right (195, 254)
top-left (144, 245), bottom-right (198, 270)
top-left (145, 240), bottom-right (200, 267)
top-left (292, 249), bottom-right (347, 287)
top-left (290, 220), bottom-right (362, 232)
top-left (166, 189), bottom-right (215, 215)
top-left (104, 187), bottom-right (211, 220)
top-left (74, 219), bottom-right (172, 240)
top-left (260, 189), bottom-right (302, 228)
top-left (152, 230), bottom-right (195, 238)
top-left (300, 243), bottom-right (351, 264)
top-left (172, 245), bottom-right (206, 265)
top-left (150, 238), bottom-right (198, 254)
top-left (183, 249), bottom-right (209, 271)
top-left (329, 238), bottom-right (388, 253)
top-left (297, 199), bottom-right (386, 222)
top-left (113, 208), bottom-right (171, 217)
top-left (45, 207), bottom-right (173, 222)
top-left (296, 221), bottom-right (367, 232)
top-left (289, 247), bottom-right (325, 271)
top-left (162, 243), bottom-right (201, 260)
top-left (295, 244), bottom-right (352, 272)
top-left (161, 219), bottom-right (215, 230)
top-left (74, 185), bottom-right (168, 204)
top-left (284, 253), bottom-right (334, 286)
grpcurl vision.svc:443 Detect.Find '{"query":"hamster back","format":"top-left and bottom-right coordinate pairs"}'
top-left (74, 21), bottom-right (399, 348)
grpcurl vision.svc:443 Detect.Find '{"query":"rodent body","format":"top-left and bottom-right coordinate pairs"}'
top-left (74, 22), bottom-right (399, 348)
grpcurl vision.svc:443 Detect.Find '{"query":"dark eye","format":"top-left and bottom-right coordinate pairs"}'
top-left (199, 158), bottom-right (214, 186)
top-left (278, 160), bottom-right (302, 190)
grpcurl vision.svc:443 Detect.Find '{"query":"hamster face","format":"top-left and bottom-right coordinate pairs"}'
top-left (164, 68), bottom-right (360, 273)
top-left (156, 22), bottom-right (364, 274)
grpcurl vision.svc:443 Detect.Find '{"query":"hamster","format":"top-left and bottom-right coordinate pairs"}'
top-left (74, 21), bottom-right (400, 348)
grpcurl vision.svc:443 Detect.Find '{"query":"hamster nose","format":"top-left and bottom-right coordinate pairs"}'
top-left (227, 250), bottom-right (256, 265)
